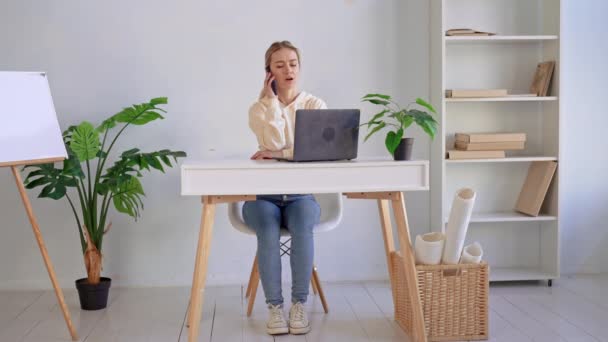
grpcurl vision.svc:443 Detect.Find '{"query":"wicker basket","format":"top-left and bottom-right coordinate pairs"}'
top-left (391, 252), bottom-right (489, 341)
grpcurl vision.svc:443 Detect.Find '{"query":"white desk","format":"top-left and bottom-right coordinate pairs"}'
top-left (181, 158), bottom-right (430, 342)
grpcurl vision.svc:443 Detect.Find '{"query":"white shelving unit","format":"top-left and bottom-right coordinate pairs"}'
top-left (430, 0), bottom-right (561, 283)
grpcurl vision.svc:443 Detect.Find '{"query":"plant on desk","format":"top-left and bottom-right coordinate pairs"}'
top-left (23, 97), bottom-right (186, 310)
top-left (360, 94), bottom-right (438, 160)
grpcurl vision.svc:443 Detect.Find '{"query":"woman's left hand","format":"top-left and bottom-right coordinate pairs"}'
top-left (250, 150), bottom-right (282, 160)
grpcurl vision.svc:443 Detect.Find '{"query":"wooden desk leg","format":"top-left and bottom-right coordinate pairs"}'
top-left (11, 166), bottom-right (79, 341)
top-left (188, 196), bottom-right (216, 342)
top-left (186, 198), bottom-right (208, 328)
top-left (391, 192), bottom-right (427, 342)
top-left (377, 199), bottom-right (397, 307)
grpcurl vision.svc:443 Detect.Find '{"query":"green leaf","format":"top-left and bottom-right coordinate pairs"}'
top-left (363, 99), bottom-right (391, 106)
top-left (150, 97), bottom-right (168, 106)
top-left (96, 98), bottom-right (168, 132)
top-left (419, 118), bottom-right (438, 139)
top-left (366, 110), bottom-right (389, 128)
top-left (145, 154), bottom-right (164, 172)
top-left (160, 155), bottom-right (172, 167)
top-left (362, 93), bottom-right (391, 100)
top-left (62, 147), bottom-right (84, 179)
top-left (399, 115), bottom-right (414, 130)
top-left (62, 125), bottom-right (78, 139)
top-left (112, 176), bottom-right (145, 219)
top-left (364, 122), bottom-right (386, 142)
top-left (409, 110), bottom-right (438, 139)
top-left (121, 148), bottom-right (140, 157)
top-left (70, 122), bottom-right (100, 161)
top-left (415, 98), bottom-right (436, 114)
top-left (113, 106), bottom-right (164, 125)
top-left (100, 149), bottom-right (186, 201)
top-left (96, 118), bottom-right (116, 133)
top-left (23, 163), bottom-right (74, 200)
top-left (385, 129), bottom-right (404, 155)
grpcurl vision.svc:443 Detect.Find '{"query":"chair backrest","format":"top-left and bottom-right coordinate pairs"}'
top-left (228, 193), bottom-right (343, 235)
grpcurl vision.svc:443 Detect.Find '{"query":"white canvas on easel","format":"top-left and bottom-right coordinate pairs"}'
top-left (0, 71), bottom-right (78, 340)
top-left (0, 71), bottom-right (66, 166)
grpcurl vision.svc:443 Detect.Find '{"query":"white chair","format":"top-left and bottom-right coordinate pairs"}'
top-left (228, 193), bottom-right (343, 316)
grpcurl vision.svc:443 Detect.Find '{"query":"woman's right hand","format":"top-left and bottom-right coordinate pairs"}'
top-left (250, 150), bottom-right (282, 160)
top-left (262, 72), bottom-right (277, 100)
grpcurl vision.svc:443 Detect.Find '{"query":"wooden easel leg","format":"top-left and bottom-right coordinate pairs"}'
top-left (377, 199), bottom-right (397, 306)
top-left (188, 196), bottom-right (216, 342)
top-left (245, 255), bottom-right (258, 299)
top-left (391, 192), bottom-right (427, 342)
top-left (311, 266), bottom-right (328, 313)
top-left (11, 166), bottom-right (79, 341)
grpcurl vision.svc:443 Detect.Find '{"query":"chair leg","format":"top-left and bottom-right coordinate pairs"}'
top-left (311, 276), bottom-right (319, 295)
top-left (245, 255), bottom-right (258, 299)
top-left (312, 265), bottom-right (329, 313)
top-left (247, 260), bottom-right (260, 317)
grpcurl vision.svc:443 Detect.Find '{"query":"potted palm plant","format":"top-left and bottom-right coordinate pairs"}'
top-left (360, 93), bottom-right (438, 160)
top-left (23, 97), bottom-right (186, 310)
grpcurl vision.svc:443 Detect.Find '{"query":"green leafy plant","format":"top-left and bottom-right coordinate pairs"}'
top-left (23, 97), bottom-right (186, 285)
top-left (360, 93), bottom-right (438, 156)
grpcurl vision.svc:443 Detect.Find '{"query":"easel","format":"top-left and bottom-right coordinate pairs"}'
top-left (1, 159), bottom-right (78, 341)
top-left (1, 72), bottom-right (78, 340)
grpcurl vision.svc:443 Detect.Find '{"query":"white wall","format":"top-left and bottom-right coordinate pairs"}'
top-left (1, 0), bottom-right (605, 290)
top-left (0, 0), bottom-right (432, 289)
top-left (560, 0), bottom-right (608, 274)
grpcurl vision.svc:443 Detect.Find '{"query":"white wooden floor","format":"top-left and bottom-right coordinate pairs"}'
top-left (1, 275), bottom-right (608, 341)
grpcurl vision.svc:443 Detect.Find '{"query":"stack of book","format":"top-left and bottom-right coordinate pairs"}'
top-left (446, 28), bottom-right (496, 36)
top-left (447, 132), bottom-right (527, 159)
top-left (446, 89), bottom-right (508, 98)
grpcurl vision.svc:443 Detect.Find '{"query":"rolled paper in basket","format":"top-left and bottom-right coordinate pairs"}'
top-left (442, 188), bottom-right (476, 264)
top-left (460, 241), bottom-right (483, 264)
top-left (414, 232), bottom-right (445, 265)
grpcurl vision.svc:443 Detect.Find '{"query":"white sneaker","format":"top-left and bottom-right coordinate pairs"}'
top-left (266, 304), bottom-right (289, 335)
top-left (289, 302), bottom-right (311, 334)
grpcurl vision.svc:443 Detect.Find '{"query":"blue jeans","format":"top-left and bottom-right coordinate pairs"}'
top-left (242, 194), bottom-right (320, 306)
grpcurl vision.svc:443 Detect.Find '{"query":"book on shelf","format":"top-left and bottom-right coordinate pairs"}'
top-left (446, 28), bottom-right (496, 36)
top-left (456, 133), bottom-right (527, 143)
top-left (446, 89), bottom-right (508, 98)
top-left (515, 161), bottom-right (558, 216)
top-left (508, 93), bottom-right (538, 97)
top-left (530, 61), bottom-right (555, 96)
top-left (455, 141), bottom-right (525, 151)
top-left (446, 150), bottom-right (506, 160)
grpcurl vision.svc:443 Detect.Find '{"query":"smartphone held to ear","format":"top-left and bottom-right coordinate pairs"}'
top-left (265, 66), bottom-right (277, 95)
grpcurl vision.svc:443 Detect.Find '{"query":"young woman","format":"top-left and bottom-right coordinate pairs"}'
top-left (243, 40), bottom-right (326, 335)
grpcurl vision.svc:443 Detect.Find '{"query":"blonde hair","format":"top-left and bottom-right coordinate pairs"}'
top-left (264, 41), bottom-right (301, 70)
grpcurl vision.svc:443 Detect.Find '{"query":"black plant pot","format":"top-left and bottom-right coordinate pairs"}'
top-left (393, 138), bottom-right (414, 161)
top-left (75, 277), bottom-right (112, 310)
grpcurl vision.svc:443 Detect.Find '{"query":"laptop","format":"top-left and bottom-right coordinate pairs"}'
top-left (274, 109), bottom-right (360, 162)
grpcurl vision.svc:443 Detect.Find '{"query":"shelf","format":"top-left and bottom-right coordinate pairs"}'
top-left (446, 35), bottom-right (558, 43)
top-left (446, 96), bottom-right (558, 103)
top-left (445, 156), bottom-right (557, 164)
top-left (433, 0), bottom-right (561, 285)
top-left (443, 211), bottom-right (557, 223)
top-left (490, 267), bottom-right (556, 282)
